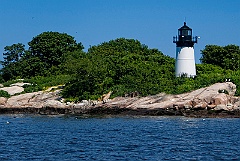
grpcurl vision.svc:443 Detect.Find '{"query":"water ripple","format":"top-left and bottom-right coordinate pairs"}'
top-left (0, 115), bottom-right (239, 160)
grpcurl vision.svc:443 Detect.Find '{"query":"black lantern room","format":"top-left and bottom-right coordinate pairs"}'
top-left (173, 22), bottom-right (197, 47)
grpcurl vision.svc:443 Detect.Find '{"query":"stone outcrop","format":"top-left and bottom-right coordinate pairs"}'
top-left (0, 82), bottom-right (240, 117)
top-left (98, 82), bottom-right (237, 110)
top-left (5, 90), bottom-right (63, 108)
top-left (0, 86), bottom-right (24, 95)
top-left (92, 82), bottom-right (240, 117)
top-left (0, 82), bottom-right (31, 95)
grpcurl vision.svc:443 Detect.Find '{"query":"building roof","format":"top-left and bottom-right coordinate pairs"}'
top-left (179, 22), bottom-right (192, 30)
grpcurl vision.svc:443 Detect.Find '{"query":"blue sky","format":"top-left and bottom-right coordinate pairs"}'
top-left (0, 0), bottom-right (240, 64)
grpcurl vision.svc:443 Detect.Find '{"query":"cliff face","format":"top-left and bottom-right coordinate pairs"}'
top-left (0, 82), bottom-right (240, 117)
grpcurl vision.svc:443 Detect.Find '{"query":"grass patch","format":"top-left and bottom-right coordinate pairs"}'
top-left (23, 75), bottom-right (71, 93)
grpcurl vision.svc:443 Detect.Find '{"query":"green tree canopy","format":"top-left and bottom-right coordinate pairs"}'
top-left (1, 32), bottom-right (84, 81)
top-left (28, 31), bottom-right (84, 67)
top-left (88, 38), bottom-right (149, 56)
top-left (62, 38), bottom-right (175, 101)
top-left (0, 43), bottom-right (25, 80)
top-left (200, 44), bottom-right (240, 70)
top-left (1, 43), bottom-right (25, 67)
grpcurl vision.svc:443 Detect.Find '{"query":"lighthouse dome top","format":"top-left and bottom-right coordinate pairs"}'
top-left (173, 22), bottom-right (198, 47)
top-left (179, 22), bottom-right (192, 30)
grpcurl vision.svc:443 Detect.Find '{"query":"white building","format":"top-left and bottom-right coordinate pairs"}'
top-left (173, 22), bottom-right (198, 77)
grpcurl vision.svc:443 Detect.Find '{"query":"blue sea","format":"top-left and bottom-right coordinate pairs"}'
top-left (0, 114), bottom-right (239, 161)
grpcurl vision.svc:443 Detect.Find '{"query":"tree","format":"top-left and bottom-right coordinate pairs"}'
top-left (88, 38), bottom-right (149, 56)
top-left (0, 32), bottom-right (84, 81)
top-left (0, 43), bottom-right (25, 81)
top-left (60, 50), bottom-right (87, 75)
top-left (17, 56), bottom-right (49, 78)
top-left (28, 31), bottom-right (84, 67)
top-left (1, 43), bottom-right (25, 67)
top-left (62, 38), bottom-right (175, 101)
top-left (200, 45), bottom-right (240, 70)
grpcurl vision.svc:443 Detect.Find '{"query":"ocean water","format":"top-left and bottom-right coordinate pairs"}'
top-left (0, 114), bottom-right (239, 161)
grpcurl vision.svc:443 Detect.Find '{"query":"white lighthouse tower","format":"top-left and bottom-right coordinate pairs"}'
top-left (173, 22), bottom-right (198, 77)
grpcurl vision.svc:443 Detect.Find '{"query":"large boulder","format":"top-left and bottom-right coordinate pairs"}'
top-left (44, 100), bottom-right (66, 108)
top-left (6, 92), bottom-right (43, 108)
top-left (0, 86), bottom-right (24, 95)
top-left (0, 82), bottom-right (31, 96)
top-left (184, 82), bottom-right (236, 108)
top-left (5, 90), bottom-right (66, 108)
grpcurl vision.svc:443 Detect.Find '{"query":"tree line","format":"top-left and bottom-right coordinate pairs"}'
top-left (1, 31), bottom-right (240, 101)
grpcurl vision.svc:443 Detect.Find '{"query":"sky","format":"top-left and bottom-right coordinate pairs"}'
top-left (0, 0), bottom-right (240, 64)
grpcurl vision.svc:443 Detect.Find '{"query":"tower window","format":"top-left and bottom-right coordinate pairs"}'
top-left (182, 30), bottom-right (188, 36)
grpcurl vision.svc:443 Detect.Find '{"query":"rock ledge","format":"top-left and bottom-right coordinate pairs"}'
top-left (1, 82), bottom-right (240, 117)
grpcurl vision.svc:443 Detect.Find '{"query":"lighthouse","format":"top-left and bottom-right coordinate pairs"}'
top-left (173, 22), bottom-right (198, 77)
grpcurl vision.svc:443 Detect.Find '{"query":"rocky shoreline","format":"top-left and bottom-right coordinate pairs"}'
top-left (0, 82), bottom-right (240, 118)
top-left (0, 106), bottom-right (240, 118)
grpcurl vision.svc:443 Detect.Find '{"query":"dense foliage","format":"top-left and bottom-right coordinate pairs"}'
top-left (61, 38), bottom-right (175, 101)
top-left (200, 44), bottom-right (240, 70)
top-left (28, 31), bottom-right (84, 67)
top-left (1, 32), bottom-right (83, 81)
top-left (0, 90), bottom-right (10, 98)
top-left (1, 32), bottom-right (240, 101)
top-left (0, 43), bottom-right (25, 81)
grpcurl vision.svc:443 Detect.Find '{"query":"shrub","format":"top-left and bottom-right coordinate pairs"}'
top-left (0, 90), bottom-right (10, 98)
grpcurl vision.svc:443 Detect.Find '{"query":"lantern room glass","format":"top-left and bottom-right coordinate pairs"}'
top-left (179, 29), bottom-right (192, 36)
